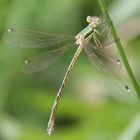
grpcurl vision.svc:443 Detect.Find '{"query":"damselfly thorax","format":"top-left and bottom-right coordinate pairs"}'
top-left (75, 16), bottom-right (102, 47)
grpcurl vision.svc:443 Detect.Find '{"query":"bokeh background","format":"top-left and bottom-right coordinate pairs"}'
top-left (0, 0), bottom-right (140, 140)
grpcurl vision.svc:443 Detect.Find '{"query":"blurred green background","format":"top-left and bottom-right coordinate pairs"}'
top-left (0, 0), bottom-right (140, 140)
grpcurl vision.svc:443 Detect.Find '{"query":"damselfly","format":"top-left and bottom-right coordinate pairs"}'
top-left (4, 16), bottom-right (124, 135)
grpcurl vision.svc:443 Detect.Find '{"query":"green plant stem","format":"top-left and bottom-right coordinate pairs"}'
top-left (98, 0), bottom-right (140, 100)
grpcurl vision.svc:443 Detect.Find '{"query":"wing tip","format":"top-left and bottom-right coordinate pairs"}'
top-left (7, 28), bottom-right (15, 32)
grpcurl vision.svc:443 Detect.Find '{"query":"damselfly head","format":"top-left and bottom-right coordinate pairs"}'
top-left (86, 16), bottom-right (101, 27)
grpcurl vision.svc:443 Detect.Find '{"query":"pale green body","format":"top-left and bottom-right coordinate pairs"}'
top-left (79, 25), bottom-right (93, 37)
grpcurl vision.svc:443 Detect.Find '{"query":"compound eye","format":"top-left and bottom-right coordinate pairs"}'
top-left (95, 17), bottom-right (101, 25)
top-left (86, 16), bottom-right (92, 23)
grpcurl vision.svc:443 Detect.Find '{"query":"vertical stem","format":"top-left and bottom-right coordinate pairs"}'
top-left (98, 0), bottom-right (140, 99)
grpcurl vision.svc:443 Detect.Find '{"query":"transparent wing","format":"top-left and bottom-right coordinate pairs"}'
top-left (84, 43), bottom-right (120, 75)
top-left (96, 17), bottom-right (113, 45)
top-left (85, 44), bottom-right (130, 97)
top-left (3, 28), bottom-right (75, 48)
top-left (23, 44), bottom-right (75, 73)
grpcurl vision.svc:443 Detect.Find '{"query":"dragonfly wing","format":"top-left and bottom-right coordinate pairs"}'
top-left (23, 44), bottom-right (74, 73)
top-left (3, 28), bottom-right (75, 48)
top-left (84, 43), bottom-right (120, 75)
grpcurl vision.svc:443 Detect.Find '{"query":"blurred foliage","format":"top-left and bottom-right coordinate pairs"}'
top-left (0, 0), bottom-right (140, 140)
